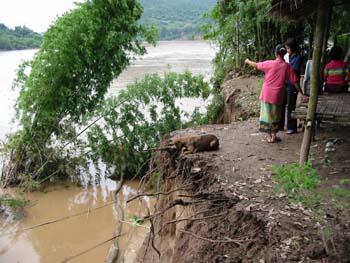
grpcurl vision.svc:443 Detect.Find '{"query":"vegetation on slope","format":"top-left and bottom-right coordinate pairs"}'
top-left (0, 0), bottom-right (157, 187)
top-left (140, 0), bottom-right (216, 40)
top-left (0, 24), bottom-right (42, 50)
top-left (203, 0), bottom-right (350, 85)
top-left (0, 0), bottom-right (216, 50)
top-left (0, 0), bottom-right (213, 188)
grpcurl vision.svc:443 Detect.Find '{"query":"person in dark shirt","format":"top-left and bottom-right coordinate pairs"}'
top-left (279, 38), bottom-right (302, 134)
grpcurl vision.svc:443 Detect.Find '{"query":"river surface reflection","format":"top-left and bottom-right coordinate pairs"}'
top-left (0, 40), bottom-right (216, 262)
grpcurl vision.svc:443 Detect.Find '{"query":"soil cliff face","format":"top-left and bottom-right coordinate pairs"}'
top-left (218, 76), bottom-right (260, 124)
top-left (136, 122), bottom-right (350, 262)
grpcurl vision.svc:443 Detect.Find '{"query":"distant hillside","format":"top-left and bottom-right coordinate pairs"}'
top-left (0, 0), bottom-right (216, 50)
top-left (0, 24), bottom-right (42, 50)
top-left (140, 0), bottom-right (216, 40)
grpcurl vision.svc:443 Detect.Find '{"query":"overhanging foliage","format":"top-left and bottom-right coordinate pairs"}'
top-left (1, 0), bottom-right (158, 187)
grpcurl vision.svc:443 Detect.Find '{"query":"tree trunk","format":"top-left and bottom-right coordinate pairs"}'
top-left (256, 26), bottom-right (261, 61)
top-left (307, 16), bottom-right (316, 59)
top-left (320, 5), bottom-right (333, 68)
top-left (105, 175), bottom-right (125, 263)
top-left (236, 17), bottom-right (240, 69)
top-left (299, 0), bottom-right (329, 164)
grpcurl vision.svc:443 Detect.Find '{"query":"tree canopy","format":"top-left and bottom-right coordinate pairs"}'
top-left (2, 0), bottom-right (157, 186)
top-left (202, 0), bottom-right (350, 85)
top-left (0, 24), bottom-right (42, 50)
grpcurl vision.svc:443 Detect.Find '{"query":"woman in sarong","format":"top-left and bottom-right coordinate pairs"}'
top-left (245, 44), bottom-right (304, 143)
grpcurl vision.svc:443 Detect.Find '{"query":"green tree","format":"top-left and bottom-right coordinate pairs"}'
top-left (2, 0), bottom-right (157, 186)
top-left (202, 0), bottom-right (304, 84)
top-left (87, 71), bottom-right (210, 180)
top-left (329, 2), bottom-right (350, 49)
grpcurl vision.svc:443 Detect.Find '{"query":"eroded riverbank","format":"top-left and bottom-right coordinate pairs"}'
top-left (136, 120), bottom-right (350, 262)
top-left (0, 40), bottom-right (217, 262)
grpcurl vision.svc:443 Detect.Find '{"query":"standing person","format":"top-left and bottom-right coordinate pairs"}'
top-left (323, 46), bottom-right (349, 93)
top-left (245, 44), bottom-right (303, 143)
top-left (303, 59), bottom-right (312, 96)
top-left (280, 38), bottom-right (303, 134)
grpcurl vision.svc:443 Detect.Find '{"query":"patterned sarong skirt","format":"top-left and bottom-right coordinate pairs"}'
top-left (259, 101), bottom-right (281, 133)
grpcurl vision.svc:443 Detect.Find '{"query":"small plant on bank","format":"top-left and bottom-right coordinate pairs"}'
top-left (320, 182), bottom-right (350, 209)
top-left (130, 215), bottom-right (144, 226)
top-left (0, 194), bottom-right (28, 210)
top-left (271, 162), bottom-right (320, 205)
top-left (202, 92), bottom-right (225, 124)
top-left (339, 178), bottom-right (350, 186)
top-left (332, 187), bottom-right (350, 198)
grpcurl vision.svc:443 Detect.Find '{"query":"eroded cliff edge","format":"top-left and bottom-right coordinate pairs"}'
top-left (135, 120), bottom-right (350, 262)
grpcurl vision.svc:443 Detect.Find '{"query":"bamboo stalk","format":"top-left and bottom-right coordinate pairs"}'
top-left (299, 0), bottom-right (329, 164)
top-left (320, 5), bottom-right (333, 68)
top-left (236, 16), bottom-right (240, 69)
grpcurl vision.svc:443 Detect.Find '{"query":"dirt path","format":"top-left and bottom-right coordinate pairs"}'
top-left (138, 119), bottom-right (350, 262)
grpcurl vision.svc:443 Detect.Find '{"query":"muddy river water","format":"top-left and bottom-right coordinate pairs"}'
top-left (0, 181), bottom-right (150, 263)
top-left (0, 41), bottom-right (216, 262)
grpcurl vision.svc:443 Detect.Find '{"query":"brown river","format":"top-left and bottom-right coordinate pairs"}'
top-left (0, 40), bottom-right (216, 262)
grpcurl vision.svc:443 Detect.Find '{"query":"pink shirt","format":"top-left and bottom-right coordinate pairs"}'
top-left (257, 58), bottom-right (298, 105)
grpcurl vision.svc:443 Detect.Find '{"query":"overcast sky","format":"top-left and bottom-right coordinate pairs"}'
top-left (0, 0), bottom-right (84, 33)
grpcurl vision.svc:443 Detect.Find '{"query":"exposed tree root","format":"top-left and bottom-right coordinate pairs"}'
top-left (104, 171), bottom-right (125, 263)
top-left (127, 185), bottom-right (192, 203)
top-left (178, 229), bottom-right (245, 245)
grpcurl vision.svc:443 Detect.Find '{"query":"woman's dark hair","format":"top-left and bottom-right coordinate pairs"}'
top-left (285, 38), bottom-right (299, 53)
top-left (329, 46), bottom-right (343, 60)
top-left (275, 44), bottom-right (287, 57)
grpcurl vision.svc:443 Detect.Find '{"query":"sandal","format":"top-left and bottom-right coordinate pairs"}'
top-left (266, 135), bottom-right (281, 143)
top-left (266, 136), bottom-right (276, 143)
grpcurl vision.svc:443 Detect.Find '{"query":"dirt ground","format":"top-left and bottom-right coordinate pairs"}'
top-left (138, 120), bottom-right (350, 263)
top-left (137, 78), bottom-right (350, 263)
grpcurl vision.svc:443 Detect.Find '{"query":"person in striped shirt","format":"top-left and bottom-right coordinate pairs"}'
top-left (323, 46), bottom-right (349, 93)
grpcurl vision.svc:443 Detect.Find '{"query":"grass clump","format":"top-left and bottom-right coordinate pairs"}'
top-left (332, 187), bottom-right (350, 198)
top-left (0, 194), bottom-right (29, 210)
top-left (271, 162), bottom-right (320, 205)
top-left (130, 215), bottom-right (144, 226)
top-left (339, 178), bottom-right (350, 186)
